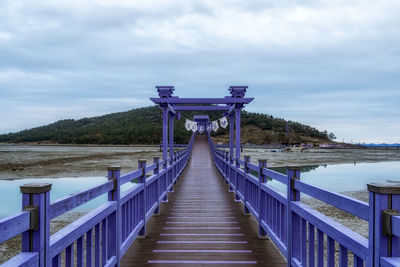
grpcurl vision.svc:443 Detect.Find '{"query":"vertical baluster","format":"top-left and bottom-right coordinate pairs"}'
top-left (162, 158), bottom-right (168, 202)
top-left (287, 166), bottom-right (301, 266)
top-left (234, 158), bottom-right (240, 202)
top-left (20, 183), bottom-right (52, 267)
top-left (95, 224), bottom-right (100, 267)
top-left (107, 166), bottom-right (121, 265)
top-left (77, 236), bottom-right (83, 267)
top-left (86, 229), bottom-right (93, 267)
top-left (354, 255), bottom-right (363, 266)
top-left (367, 183), bottom-right (400, 266)
top-left (52, 254), bottom-right (61, 267)
top-left (339, 245), bottom-right (348, 267)
top-left (258, 160), bottom-right (267, 230)
top-left (138, 159), bottom-right (147, 237)
top-left (102, 219), bottom-right (107, 266)
top-left (317, 230), bottom-right (324, 267)
top-left (243, 155), bottom-right (250, 214)
top-left (327, 237), bottom-right (335, 267)
top-left (301, 218), bottom-right (307, 265)
top-left (228, 156), bottom-right (234, 192)
top-left (153, 157), bottom-right (161, 215)
top-left (121, 203), bottom-right (126, 240)
top-left (65, 244), bottom-right (73, 267)
top-left (309, 224), bottom-right (315, 267)
top-left (281, 204), bottom-right (286, 241)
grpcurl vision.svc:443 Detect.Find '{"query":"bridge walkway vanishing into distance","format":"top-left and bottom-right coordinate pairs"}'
top-left (1, 86), bottom-right (400, 267)
top-left (121, 135), bottom-right (286, 266)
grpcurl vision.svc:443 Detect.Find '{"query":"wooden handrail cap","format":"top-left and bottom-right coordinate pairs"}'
top-left (20, 183), bottom-right (52, 194)
top-left (107, 166), bottom-right (121, 171)
top-left (368, 183), bottom-right (400, 194)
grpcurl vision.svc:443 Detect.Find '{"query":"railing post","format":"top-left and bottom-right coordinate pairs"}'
top-left (234, 158), bottom-right (240, 202)
top-left (286, 166), bottom-right (301, 267)
top-left (107, 166), bottom-right (121, 266)
top-left (138, 160), bottom-right (147, 237)
top-left (169, 156), bottom-right (174, 192)
top-left (228, 156), bottom-right (234, 192)
top-left (153, 157), bottom-right (160, 215)
top-left (162, 159), bottom-right (168, 202)
top-left (173, 152), bottom-right (177, 183)
top-left (258, 159), bottom-right (267, 238)
top-left (20, 183), bottom-right (51, 267)
top-left (243, 155), bottom-right (250, 215)
top-left (367, 183), bottom-right (400, 266)
top-left (224, 152), bottom-right (229, 183)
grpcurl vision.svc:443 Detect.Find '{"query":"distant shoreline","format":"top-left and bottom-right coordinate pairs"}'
top-left (0, 142), bottom-right (160, 148)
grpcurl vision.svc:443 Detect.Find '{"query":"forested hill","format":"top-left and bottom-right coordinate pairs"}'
top-left (0, 106), bottom-right (335, 145)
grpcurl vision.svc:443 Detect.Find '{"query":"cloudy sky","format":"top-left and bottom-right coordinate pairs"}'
top-left (1, 0), bottom-right (399, 143)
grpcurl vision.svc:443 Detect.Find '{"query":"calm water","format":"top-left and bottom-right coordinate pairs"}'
top-left (269, 161), bottom-right (400, 194)
top-left (1, 161), bottom-right (399, 219)
top-left (0, 177), bottom-right (138, 219)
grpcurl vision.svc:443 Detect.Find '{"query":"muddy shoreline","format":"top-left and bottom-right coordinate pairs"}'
top-left (1, 145), bottom-right (399, 263)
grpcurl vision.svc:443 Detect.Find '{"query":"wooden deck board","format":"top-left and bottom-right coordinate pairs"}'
top-left (121, 135), bottom-right (286, 266)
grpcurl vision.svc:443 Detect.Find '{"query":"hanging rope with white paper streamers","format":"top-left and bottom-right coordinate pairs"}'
top-left (219, 116), bottom-right (228, 129)
top-left (182, 115), bottom-right (228, 133)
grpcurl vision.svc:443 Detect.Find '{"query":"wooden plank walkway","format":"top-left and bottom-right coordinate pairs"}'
top-left (121, 135), bottom-right (286, 266)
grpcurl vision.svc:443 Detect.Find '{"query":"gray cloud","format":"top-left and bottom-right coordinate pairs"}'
top-left (0, 0), bottom-right (399, 143)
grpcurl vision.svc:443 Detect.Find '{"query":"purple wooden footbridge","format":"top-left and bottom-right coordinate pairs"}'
top-left (0, 86), bottom-right (399, 266)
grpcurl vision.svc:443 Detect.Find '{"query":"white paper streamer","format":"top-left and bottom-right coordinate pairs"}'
top-left (198, 124), bottom-right (205, 133)
top-left (185, 119), bottom-right (192, 131)
top-left (191, 122), bottom-right (198, 132)
top-left (212, 120), bottom-right (219, 132)
top-left (219, 116), bottom-right (228, 129)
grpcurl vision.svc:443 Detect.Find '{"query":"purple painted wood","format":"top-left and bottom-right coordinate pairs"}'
top-left (102, 218), bottom-right (107, 266)
top-left (86, 228), bottom-right (93, 267)
top-left (301, 218), bottom-right (307, 265)
top-left (391, 195), bottom-right (400, 257)
top-left (317, 229), bottom-right (324, 267)
top-left (327, 236), bottom-right (334, 267)
top-left (138, 159), bottom-right (147, 237)
top-left (169, 113), bottom-right (174, 159)
top-left (65, 244), bottom-right (73, 267)
top-left (162, 106), bottom-right (168, 161)
top-left (50, 181), bottom-right (113, 219)
top-left (1, 252), bottom-right (39, 267)
top-left (95, 224), bottom-right (100, 267)
top-left (19, 183), bottom-right (51, 267)
top-left (77, 236), bottom-right (83, 267)
top-left (243, 155), bottom-right (250, 214)
top-left (150, 96), bottom-right (254, 105)
top-left (49, 202), bottom-right (116, 258)
top-left (235, 106), bottom-right (241, 160)
top-left (0, 211), bottom-right (30, 243)
top-left (291, 201), bottom-right (368, 259)
top-left (294, 180), bottom-right (369, 220)
top-left (287, 166), bottom-right (301, 267)
top-left (309, 224), bottom-right (315, 267)
top-left (153, 157), bottom-right (160, 215)
top-left (120, 169), bottom-right (142, 185)
top-left (52, 254), bottom-right (60, 267)
top-left (107, 166), bottom-right (121, 266)
top-left (339, 244), bottom-right (348, 267)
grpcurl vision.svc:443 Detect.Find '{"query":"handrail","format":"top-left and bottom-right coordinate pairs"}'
top-left (0, 132), bottom-right (196, 266)
top-left (207, 131), bottom-right (400, 267)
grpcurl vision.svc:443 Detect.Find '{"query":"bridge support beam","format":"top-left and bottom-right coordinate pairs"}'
top-left (229, 114), bottom-right (234, 160)
top-left (162, 106), bottom-right (168, 162)
top-left (169, 113), bottom-right (174, 159)
top-left (235, 106), bottom-right (241, 160)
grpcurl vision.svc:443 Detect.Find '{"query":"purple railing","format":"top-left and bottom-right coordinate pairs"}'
top-left (207, 133), bottom-right (400, 267)
top-left (0, 134), bottom-right (195, 267)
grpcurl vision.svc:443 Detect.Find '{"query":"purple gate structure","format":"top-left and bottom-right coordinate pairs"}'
top-left (0, 86), bottom-right (399, 266)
